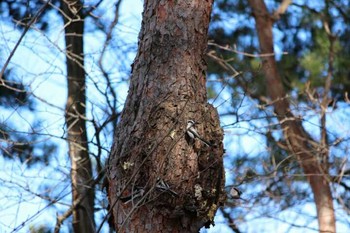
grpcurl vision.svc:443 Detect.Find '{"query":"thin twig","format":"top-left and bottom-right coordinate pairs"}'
top-left (208, 41), bottom-right (288, 58)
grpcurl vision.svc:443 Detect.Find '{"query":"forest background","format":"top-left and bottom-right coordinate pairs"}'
top-left (0, 0), bottom-right (349, 232)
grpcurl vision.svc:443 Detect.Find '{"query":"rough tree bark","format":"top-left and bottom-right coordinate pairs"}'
top-left (60, 0), bottom-right (95, 232)
top-left (248, 0), bottom-right (336, 232)
top-left (107, 0), bottom-right (225, 232)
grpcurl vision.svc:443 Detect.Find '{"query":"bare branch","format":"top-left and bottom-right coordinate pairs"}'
top-left (208, 41), bottom-right (288, 58)
top-left (273, 0), bottom-right (292, 20)
top-left (0, 1), bottom-right (50, 82)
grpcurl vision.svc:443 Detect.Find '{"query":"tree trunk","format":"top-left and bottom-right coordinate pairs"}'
top-left (248, 0), bottom-right (336, 232)
top-left (107, 0), bottom-right (225, 232)
top-left (60, 0), bottom-right (95, 232)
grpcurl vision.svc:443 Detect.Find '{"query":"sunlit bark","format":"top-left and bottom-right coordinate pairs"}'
top-left (107, 0), bottom-right (225, 232)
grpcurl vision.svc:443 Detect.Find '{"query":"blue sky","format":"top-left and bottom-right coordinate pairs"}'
top-left (0, 1), bottom-right (143, 232)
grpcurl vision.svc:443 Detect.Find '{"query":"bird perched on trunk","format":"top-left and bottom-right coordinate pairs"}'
top-left (186, 120), bottom-right (211, 147)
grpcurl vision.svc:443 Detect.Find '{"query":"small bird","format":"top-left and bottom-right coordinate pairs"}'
top-left (229, 187), bottom-right (242, 199)
top-left (156, 178), bottom-right (178, 196)
top-left (186, 120), bottom-right (211, 147)
top-left (119, 187), bottom-right (145, 204)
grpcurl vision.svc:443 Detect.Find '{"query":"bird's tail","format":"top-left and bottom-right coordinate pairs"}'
top-left (198, 137), bottom-right (211, 147)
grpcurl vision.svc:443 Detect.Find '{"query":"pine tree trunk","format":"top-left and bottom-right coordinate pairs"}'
top-left (107, 0), bottom-right (225, 232)
top-left (60, 0), bottom-right (95, 232)
top-left (248, 0), bottom-right (336, 232)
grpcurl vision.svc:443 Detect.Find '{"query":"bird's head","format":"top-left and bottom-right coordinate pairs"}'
top-left (187, 120), bottom-right (196, 125)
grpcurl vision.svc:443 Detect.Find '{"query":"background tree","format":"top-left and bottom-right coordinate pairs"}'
top-left (249, 0), bottom-right (335, 231)
top-left (207, 0), bottom-right (350, 232)
top-left (0, 0), bottom-right (124, 232)
top-left (60, 0), bottom-right (94, 232)
top-left (107, 0), bottom-right (225, 232)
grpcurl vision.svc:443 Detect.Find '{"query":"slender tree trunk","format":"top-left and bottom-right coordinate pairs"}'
top-left (248, 0), bottom-right (336, 232)
top-left (60, 0), bottom-right (95, 232)
top-left (107, 0), bottom-right (225, 232)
